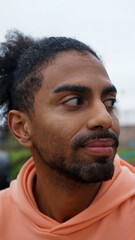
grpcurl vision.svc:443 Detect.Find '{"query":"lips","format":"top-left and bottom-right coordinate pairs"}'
top-left (82, 138), bottom-right (115, 155)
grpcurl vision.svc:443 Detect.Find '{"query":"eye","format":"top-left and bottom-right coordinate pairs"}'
top-left (63, 96), bottom-right (83, 107)
top-left (104, 98), bottom-right (116, 108)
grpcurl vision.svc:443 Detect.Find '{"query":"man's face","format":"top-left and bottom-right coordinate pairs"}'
top-left (30, 51), bottom-right (120, 183)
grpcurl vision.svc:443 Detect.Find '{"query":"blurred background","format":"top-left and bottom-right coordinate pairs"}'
top-left (0, 0), bottom-right (135, 185)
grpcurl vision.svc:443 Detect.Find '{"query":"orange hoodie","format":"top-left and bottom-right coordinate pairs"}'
top-left (0, 154), bottom-right (135, 240)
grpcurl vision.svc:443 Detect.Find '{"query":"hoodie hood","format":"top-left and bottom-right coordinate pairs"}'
top-left (9, 154), bottom-right (135, 235)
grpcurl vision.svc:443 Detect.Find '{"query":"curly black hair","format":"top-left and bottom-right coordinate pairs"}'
top-left (0, 30), bottom-right (101, 123)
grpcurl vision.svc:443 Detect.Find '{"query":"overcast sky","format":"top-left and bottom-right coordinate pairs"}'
top-left (0, 0), bottom-right (135, 111)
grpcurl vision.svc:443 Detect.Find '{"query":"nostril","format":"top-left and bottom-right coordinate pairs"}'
top-left (93, 125), bottom-right (104, 129)
top-left (92, 125), bottom-right (103, 129)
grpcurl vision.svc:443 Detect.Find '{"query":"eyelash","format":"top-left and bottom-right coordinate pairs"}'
top-left (63, 96), bottom-right (83, 107)
top-left (62, 96), bottom-right (117, 109)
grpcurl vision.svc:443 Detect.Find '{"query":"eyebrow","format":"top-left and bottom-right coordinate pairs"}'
top-left (53, 85), bottom-right (91, 94)
top-left (53, 84), bottom-right (117, 95)
top-left (102, 85), bottom-right (117, 95)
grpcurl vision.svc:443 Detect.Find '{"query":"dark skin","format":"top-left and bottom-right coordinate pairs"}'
top-left (8, 51), bottom-right (120, 223)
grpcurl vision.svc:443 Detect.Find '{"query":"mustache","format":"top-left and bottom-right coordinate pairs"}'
top-left (71, 130), bottom-right (119, 150)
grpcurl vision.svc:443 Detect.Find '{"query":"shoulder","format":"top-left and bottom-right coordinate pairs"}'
top-left (120, 158), bottom-right (135, 173)
top-left (0, 181), bottom-right (17, 218)
top-left (0, 188), bottom-right (13, 232)
top-left (0, 188), bottom-right (12, 212)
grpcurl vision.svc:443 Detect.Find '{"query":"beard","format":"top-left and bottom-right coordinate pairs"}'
top-left (32, 129), bottom-right (118, 184)
top-left (33, 143), bottom-right (115, 184)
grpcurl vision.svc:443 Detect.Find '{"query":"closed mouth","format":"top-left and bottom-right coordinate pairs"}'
top-left (81, 138), bottom-right (115, 155)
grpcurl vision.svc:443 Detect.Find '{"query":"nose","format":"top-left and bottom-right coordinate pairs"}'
top-left (87, 102), bottom-right (113, 130)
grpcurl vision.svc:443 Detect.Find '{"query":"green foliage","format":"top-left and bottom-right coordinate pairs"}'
top-left (8, 148), bottom-right (31, 179)
top-left (118, 149), bottom-right (135, 166)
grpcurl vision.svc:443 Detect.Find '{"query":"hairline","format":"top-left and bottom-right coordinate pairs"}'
top-left (18, 49), bottom-right (101, 118)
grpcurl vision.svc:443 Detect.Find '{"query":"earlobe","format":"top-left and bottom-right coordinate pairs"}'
top-left (8, 110), bottom-right (33, 148)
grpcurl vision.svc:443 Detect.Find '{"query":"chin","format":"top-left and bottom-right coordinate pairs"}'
top-left (63, 161), bottom-right (115, 184)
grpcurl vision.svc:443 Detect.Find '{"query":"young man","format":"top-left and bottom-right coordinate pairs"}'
top-left (0, 30), bottom-right (135, 239)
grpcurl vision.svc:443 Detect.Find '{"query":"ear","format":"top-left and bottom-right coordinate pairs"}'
top-left (8, 110), bottom-right (33, 148)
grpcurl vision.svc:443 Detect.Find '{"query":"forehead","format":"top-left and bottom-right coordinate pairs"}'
top-left (40, 51), bottom-right (111, 91)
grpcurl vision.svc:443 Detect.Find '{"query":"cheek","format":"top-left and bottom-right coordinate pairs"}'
top-left (49, 120), bottom-right (78, 143)
top-left (112, 114), bottom-right (120, 137)
top-left (32, 117), bottom-right (77, 147)
top-left (42, 112), bottom-right (86, 141)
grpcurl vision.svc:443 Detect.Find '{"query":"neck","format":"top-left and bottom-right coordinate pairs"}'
top-left (33, 169), bottom-right (102, 223)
